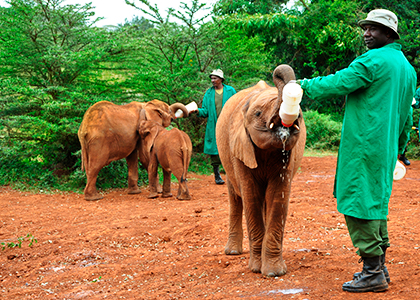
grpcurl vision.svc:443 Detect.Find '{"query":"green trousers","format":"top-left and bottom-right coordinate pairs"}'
top-left (344, 215), bottom-right (390, 257)
top-left (210, 155), bottom-right (221, 167)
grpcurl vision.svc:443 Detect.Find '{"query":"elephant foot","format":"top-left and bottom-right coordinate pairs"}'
top-left (249, 256), bottom-right (262, 273)
top-left (127, 187), bottom-right (141, 194)
top-left (84, 193), bottom-right (103, 201)
top-left (177, 192), bottom-right (191, 200)
top-left (224, 239), bottom-right (243, 255)
top-left (147, 192), bottom-right (159, 199)
top-left (261, 260), bottom-right (287, 277)
top-left (161, 192), bottom-right (173, 198)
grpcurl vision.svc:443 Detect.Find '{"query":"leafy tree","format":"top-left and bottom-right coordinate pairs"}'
top-left (225, 0), bottom-right (365, 114)
top-left (118, 15), bottom-right (154, 31)
top-left (124, 0), bottom-right (272, 152)
top-left (0, 0), bottom-right (124, 183)
top-left (0, 0), bottom-right (273, 190)
top-left (358, 0), bottom-right (420, 81)
top-left (0, 0), bottom-right (111, 99)
top-left (223, 0), bottom-right (420, 114)
top-left (214, 0), bottom-right (288, 15)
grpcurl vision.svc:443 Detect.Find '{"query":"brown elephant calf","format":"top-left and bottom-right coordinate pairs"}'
top-left (216, 64), bottom-right (306, 277)
top-left (138, 120), bottom-right (192, 200)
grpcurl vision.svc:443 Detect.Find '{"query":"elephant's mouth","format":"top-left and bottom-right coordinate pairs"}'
top-left (269, 116), bottom-right (301, 149)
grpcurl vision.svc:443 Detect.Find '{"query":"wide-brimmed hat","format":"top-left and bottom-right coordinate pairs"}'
top-left (209, 69), bottom-right (224, 80)
top-left (358, 9), bottom-right (400, 40)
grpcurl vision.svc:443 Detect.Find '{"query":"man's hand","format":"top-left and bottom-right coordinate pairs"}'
top-left (287, 80), bottom-right (302, 85)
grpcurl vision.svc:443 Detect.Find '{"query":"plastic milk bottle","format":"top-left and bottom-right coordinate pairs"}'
top-left (280, 81), bottom-right (303, 127)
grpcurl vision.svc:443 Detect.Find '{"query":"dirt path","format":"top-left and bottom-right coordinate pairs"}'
top-left (1, 156), bottom-right (419, 299)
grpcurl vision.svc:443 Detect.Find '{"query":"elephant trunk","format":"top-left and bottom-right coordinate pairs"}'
top-left (170, 103), bottom-right (189, 118)
top-left (267, 65), bottom-right (297, 129)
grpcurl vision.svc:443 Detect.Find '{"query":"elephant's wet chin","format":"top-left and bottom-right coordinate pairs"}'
top-left (250, 129), bottom-right (299, 150)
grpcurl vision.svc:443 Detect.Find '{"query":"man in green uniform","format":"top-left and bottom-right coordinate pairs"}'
top-left (297, 9), bottom-right (416, 292)
top-left (195, 69), bottom-right (236, 184)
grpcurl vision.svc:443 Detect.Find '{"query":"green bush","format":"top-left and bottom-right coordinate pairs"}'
top-left (406, 108), bottom-right (420, 159)
top-left (303, 110), bottom-right (342, 151)
top-left (189, 152), bottom-right (212, 174)
top-left (0, 145), bottom-right (150, 193)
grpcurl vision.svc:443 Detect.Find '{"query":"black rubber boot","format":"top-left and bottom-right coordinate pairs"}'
top-left (398, 153), bottom-right (410, 166)
top-left (213, 165), bottom-right (225, 185)
top-left (353, 246), bottom-right (390, 283)
top-left (343, 256), bottom-right (388, 293)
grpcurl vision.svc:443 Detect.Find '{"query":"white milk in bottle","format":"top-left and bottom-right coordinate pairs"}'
top-left (279, 82), bottom-right (303, 127)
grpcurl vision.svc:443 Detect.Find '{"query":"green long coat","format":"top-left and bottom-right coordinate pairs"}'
top-left (198, 84), bottom-right (236, 155)
top-left (301, 43), bottom-right (416, 220)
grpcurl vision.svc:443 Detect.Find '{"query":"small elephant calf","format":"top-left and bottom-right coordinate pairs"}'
top-left (138, 120), bottom-right (192, 200)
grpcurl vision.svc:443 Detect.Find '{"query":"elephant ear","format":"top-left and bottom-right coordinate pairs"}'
top-left (139, 109), bottom-right (147, 121)
top-left (230, 101), bottom-right (257, 169)
top-left (142, 123), bottom-right (160, 155)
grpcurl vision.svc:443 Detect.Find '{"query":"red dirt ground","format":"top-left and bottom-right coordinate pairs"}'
top-left (0, 156), bottom-right (419, 300)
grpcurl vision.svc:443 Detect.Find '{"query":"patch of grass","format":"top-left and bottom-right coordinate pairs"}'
top-left (1, 233), bottom-right (38, 251)
top-left (188, 152), bottom-right (212, 175)
top-left (304, 149), bottom-right (338, 157)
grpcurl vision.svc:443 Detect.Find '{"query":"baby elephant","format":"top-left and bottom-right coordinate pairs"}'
top-left (138, 120), bottom-right (192, 200)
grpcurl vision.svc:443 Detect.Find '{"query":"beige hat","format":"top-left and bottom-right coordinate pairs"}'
top-left (358, 9), bottom-right (400, 40)
top-left (209, 69), bottom-right (224, 80)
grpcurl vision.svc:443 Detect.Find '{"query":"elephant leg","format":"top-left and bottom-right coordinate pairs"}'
top-left (172, 164), bottom-right (191, 200)
top-left (156, 179), bottom-right (163, 194)
top-left (84, 164), bottom-right (103, 201)
top-left (83, 144), bottom-right (110, 201)
top-left (225, 179), bottom-right (244, 256)
top-left (176, 181), bottom-right (190, 200)
top-left (245, 207), bottom-right (265, 273)
top-left (161, 169), bottom-right (173, 198)
top-left (147, 157), bottom-right (159, 199)
top-left (260, 175), bottom-right (291, 277)
top-left (240, 179), bottom-right (265, 273)
top-left (126, 150), bottom-right (141, 194)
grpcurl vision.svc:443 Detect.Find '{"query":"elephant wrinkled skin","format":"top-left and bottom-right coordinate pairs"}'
top-left (215, 64), bottom-right (306, 277)
top-left (78, 100), bottom-right (188, 201)
top-left (138, 120), bottom-right (192, 200)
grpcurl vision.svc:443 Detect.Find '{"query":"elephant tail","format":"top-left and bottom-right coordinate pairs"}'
top-left (180, 134), bottom-right (192, 183)
top-left (80, 139), bottom-right (88, 172)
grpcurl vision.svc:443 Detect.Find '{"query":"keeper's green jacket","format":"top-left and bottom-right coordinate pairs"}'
top-left (198, 84), bottom-right (236, 155)
top-left (301, 43), bottom-right (416, 220)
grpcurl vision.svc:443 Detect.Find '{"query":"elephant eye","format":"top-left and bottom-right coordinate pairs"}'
top-left (255, 111), bottom-right (261, 117)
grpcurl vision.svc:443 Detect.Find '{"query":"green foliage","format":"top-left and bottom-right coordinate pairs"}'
top-left (0, 0), bottom-right (129, 172)
top-left (225, 0), bottom-right (420, 114)
top-left (122, 0), bottom-right (272, 153)
top-left (227, 0), bottom-right (365, 78)
top-left (407, 108), bottom-right (420, 159)
top-left (0, 0), bottom-right (418, 194)
top-left (214, 0), bottom-right (287, 15)
top-left (303, 110), bottom-right (342, 151)
top-left (188, 152), bottom-right (212, 174)
top-left (0, 0), bottom-right (110, 96)
top-left (94, 160), bottom-right (148, 191)
top-left (118, 15), bottom-right (154, 30)
top-left (1, 233), bottom-right (37, 251)
top-left (358, 0), bottom-right (420, 80)
top-left (124, 0), bottom-right (271, 103)
top-left (223, 2), bottom-right (365, 114)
